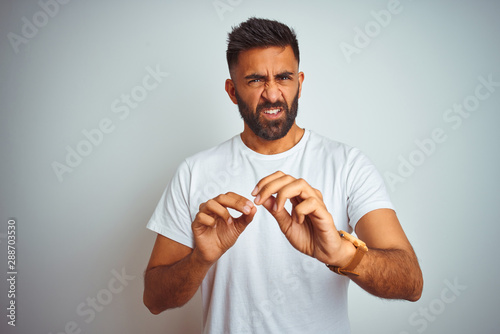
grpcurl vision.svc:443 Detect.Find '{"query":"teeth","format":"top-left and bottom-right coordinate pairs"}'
top-left (264, 109), bottom-right (280, 115)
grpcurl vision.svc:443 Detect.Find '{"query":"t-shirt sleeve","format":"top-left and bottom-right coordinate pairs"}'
top-left (345, 148), bottom-right (395, 231)
top-left (146, 160), bottom-right (195, 248)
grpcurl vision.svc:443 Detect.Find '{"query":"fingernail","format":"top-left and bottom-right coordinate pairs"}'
top-left (251, 186), bottom-right (259, 196)
top-left (254, 194), bottom-right (261, 204)
top-left (243, 206), bottom-right (251, 215)
top-left (227, 217), bottom-right (233, 225)
top-left (273, 202), bottom-right (278, 212)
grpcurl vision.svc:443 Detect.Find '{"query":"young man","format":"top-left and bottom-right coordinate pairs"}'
top-left (144, 17), bottom-right (423, 333)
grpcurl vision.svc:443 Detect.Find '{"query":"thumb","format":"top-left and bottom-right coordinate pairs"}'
top-left (261, 196), bottom-right (293, 226)
top-left (233, 206), bottom-right (257, 233)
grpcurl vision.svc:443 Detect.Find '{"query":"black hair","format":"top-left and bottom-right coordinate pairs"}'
top-left (226, 17), bottom-right (300, 74)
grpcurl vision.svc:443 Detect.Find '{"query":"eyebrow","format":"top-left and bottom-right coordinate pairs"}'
top-left (244, 73), bottom-right (267, 80)
top-left (244, 71), bottom-right (295, 80)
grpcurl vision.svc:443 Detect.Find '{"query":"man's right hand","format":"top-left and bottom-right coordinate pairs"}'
top-left (192, 192), bottom-right (257, 265)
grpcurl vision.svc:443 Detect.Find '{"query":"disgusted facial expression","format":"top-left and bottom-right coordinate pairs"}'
top-left (234, 85), bottom-right (299, 141)
top-left (226, 46), bottom-right (304, 141)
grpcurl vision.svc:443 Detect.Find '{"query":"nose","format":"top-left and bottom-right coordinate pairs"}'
top-left (261, 81), bottom-right (282, 103)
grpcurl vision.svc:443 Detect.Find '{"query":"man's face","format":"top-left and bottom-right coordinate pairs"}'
top-left (234, 86), bottom-right (299, 141)
top-left (226, 46), bottom-right (304, 141)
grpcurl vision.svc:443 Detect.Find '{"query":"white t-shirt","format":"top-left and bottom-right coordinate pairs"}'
top-left (147, 130), bottom-right (394, 334)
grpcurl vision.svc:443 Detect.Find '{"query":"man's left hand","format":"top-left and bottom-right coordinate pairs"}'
top-left (252, 171), bottom-right (354, 266)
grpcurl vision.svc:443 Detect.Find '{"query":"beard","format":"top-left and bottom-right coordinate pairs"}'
top-left (235, 87), bottom-right (299, 141)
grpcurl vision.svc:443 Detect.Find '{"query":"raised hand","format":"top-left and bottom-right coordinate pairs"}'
top-left (252, 171), bottom-right (353, 266)
top-left (192, 192), bottom-right (257, 265)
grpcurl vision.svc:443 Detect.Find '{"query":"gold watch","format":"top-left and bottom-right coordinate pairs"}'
top-left (326, 230), bottom-right (368, 276)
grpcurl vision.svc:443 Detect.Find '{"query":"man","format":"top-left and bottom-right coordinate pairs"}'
top-left (143, 17), bottom-right (423, 333)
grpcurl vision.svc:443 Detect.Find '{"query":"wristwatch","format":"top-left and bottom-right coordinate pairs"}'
top-left (326, 230), bottom-right (368, 276)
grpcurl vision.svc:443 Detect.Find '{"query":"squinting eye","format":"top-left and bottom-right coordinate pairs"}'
top-left (279, 76), bottom-right (291, 81)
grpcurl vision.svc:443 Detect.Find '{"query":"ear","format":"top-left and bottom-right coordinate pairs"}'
top-left (298, 71), bottom-right (305, 98)
top-left (225, 79), bottom-right (238, 105)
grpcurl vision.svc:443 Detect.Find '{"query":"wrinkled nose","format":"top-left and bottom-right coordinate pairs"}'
top-left (261, 82), bottom-right (282, 103)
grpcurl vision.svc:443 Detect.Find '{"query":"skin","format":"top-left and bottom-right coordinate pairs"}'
top-left (143, 45), bottom-right (423, 315)
top-left (225, 46), bottom-right (305, 154)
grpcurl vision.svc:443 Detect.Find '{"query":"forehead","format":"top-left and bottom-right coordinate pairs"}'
top-left (234, 45), bottom-right (298, 76)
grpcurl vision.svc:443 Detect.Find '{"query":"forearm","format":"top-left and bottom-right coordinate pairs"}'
top-left (349, 247), bottom-right (423, 301)
top-left (143, 250), bottom-right (212, 314)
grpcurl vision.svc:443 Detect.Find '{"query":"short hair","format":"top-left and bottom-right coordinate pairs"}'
top-left (226, 17), bottom-right (300, 74)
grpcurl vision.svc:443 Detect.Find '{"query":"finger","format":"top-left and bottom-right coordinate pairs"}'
top-left (193, 212), bottom-right (217, 229)
top-left (202, 199), bottom-right (232, 224)
top-left (261, 195), bottom-right (293, 229)
top-left (273, 178), bottom-right (318, 213)
top-left (251, 171), bottom-right (286, 197)
top-left (211, 192), bottom-right (256, 224)
top-left (217, 192), bottom-right (255, 215)
top-left (254, 173), bottom-right (296, 205)
top-left (315, 188), bottom-right (324, 201)
top-left (293, 197), bottom-right (330, 225)
top-left (233, 205), bottom-right (258, 233)
top-left (238, 205), bottom-right (257, 224)
top-left (290, 197), bottom-right (300, 224)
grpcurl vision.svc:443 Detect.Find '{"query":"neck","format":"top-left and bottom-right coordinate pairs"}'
top-left (240, 123), bottom-right (305, 155)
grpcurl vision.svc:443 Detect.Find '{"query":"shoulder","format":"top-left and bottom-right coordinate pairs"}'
top-left (184, 135), bottom-right (238, 165)
top-left (305, 130), bottom-right (365, 163)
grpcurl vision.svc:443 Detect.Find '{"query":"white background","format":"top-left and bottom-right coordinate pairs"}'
top-left (1, 0), bottom-right (499, 333)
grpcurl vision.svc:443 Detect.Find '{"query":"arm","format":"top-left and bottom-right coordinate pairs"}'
top-left (252, 171), bottom-right (423, 302)
top-left (143, 192), bottom-right (257, 314)
top-left (351, 209), bottom-right (423, 301)
top-left (143, 235), bottom-right (209, 314)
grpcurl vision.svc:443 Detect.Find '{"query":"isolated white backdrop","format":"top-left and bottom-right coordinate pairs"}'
top-left (1, 0), bottom-right (499, 333)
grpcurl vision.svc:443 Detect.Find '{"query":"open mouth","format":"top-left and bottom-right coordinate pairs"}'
top-left (262, 108), bottom-right (283, 119)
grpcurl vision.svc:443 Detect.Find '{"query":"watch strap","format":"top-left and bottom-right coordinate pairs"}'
top-left (326, 230), bottom-right (368, 276)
